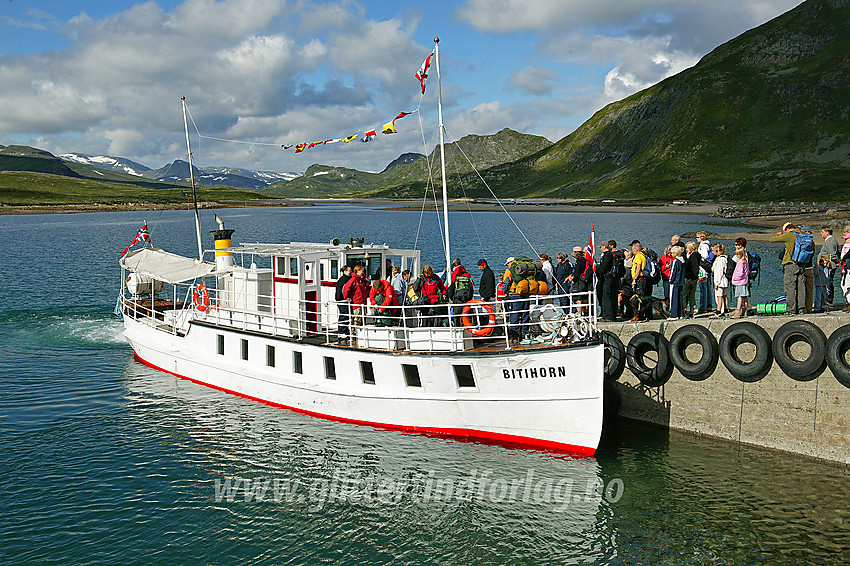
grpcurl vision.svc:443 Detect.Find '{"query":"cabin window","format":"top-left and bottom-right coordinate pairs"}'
top-left (241, 339), bottom-right (249, 361)
top-left (324, 356), bottom-right (336, 380)
top-left (266, 345), bottom-right (275, 367)
top-left (289, 257), bottom-right (299, 277)
top-left (330, 259), bottom-right (339, 279)
top-left (347, 253), bottom-right (382, 280)
top-left (319, 262), bottom-right (325, 281)
top-left (360, 361), bottom-right (375, 385)
top-left (402, 364), bottom-right (421, 388)
top-left (293, 351), bottom-right (303, 374)
top-left (276, 257), bottom-right (287, 277)
top-left (454, 365), bottom-right (476, 388)
top-left (217, 334), bottom-right (224, 355)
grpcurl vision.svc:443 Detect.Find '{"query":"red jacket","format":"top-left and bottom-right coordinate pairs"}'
top-left (451, 265), bottom-right (469, 284)
top-left (368, 279), bottom-right (398, 311)
top-left (342, 273), bottom-right (370, 305)
top-left (659, 253), bottom-right (674, 279)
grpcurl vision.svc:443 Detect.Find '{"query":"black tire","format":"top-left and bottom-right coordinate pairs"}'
top-left (668, 324), bottom-right (719, 381)
top-left (601, 331), bottom-right (626, 382)
top-left (626, 331), bottom-right (673, 387)
top-left (718, 322), bottom-right (772, 383)
top-left (771, 320), bottom-right (827, 381)
top-left (825, 324), bottom-right (850, 389)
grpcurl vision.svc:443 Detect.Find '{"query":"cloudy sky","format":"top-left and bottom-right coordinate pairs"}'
top-left (0, 0), bottom-right (802, 174)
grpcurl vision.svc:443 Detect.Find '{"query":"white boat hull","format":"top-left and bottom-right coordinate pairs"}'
top-left (123, 316), bottom-right (604, 455)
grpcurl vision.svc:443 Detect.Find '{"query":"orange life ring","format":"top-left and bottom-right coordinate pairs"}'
top-left (461, 299), bottom-right (496, 337)
top-left (194, 284), bottom-right (209, 312)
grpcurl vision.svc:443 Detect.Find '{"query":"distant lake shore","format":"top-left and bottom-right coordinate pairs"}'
top-left (2, 198), bottom-right (844, 244)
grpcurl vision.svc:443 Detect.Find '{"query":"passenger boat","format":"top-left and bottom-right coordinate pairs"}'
top-left (118, 38), bottom-right (604, 455)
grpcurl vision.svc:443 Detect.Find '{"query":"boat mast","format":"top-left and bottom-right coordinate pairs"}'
top-left (434, 37), bottom-right (451, 274)
top-left (181, 96), bottom-right (204, 259)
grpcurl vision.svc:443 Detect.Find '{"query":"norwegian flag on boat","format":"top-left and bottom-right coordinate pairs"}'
top-left (121, 222), bottom-right (152, 256)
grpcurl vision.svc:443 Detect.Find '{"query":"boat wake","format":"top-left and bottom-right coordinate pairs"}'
top-left (4, 310), bottom-right (127, 349)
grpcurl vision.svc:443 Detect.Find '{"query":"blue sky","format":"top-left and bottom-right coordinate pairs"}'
top-left (0, 0), bottom-right (802, 173)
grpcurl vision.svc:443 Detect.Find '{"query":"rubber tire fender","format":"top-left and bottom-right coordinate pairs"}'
top-left (771, 320), bottom-right (827, 382)
top-left (601, 330), bottom-right (626, 382)
top-left (668, 324), bottom-right (719, 381)
top-left (626, 331), bottom-right (673, 387)
top-left (825, 324), bottom-right (850, 389)
top-left (718, 322), bottom-right (772, 383)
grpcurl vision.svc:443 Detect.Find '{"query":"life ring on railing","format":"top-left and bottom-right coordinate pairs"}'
top-left (669, 324), bottom-right (719, 381)
top-left (771, 320), bottom-right (827, 381)
top-left (826, 324), bottom-right (850, 389)
top-left (461, 299), bottom-right (496, 337)
top-left (626, 331), bottom-right (673, 387)
top-left (193, 284), bottom-right (209, 312)
top-left (718, 322), bottom-right (772, 382)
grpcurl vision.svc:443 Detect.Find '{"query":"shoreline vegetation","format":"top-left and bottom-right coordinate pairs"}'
top-left (2, 198), bottom-right (846, 244)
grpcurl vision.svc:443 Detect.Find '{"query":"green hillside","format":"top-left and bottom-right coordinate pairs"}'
top-left (460, 0), bottom-right (850, 201)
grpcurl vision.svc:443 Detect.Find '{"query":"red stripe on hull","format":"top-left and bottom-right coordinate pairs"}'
top-left (132, 352), bottom-right (597, 457)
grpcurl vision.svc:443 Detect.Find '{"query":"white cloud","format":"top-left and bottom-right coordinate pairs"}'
top-left (508, 66), bottom-right (559, 96)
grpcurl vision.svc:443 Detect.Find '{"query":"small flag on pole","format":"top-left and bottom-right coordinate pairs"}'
top-left (121, 222), bottom-right (152, 256)
top-left (415, 52), bottom-right (433, 94)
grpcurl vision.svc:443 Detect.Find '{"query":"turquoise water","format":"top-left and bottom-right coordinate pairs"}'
top-left (1, 206), bottom-right (848, 565)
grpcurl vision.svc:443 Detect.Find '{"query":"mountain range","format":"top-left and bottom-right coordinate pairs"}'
top-left (4, 0), bottom-right (849, 204)
top-left (61, 153), bottom-right (298, 189)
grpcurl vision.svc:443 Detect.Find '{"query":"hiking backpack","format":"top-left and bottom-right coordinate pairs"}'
top-left (453, 273), bottom-right (473, 303)
top-left (641, 249), bottom-right (661, 285)
top-left (611, 249), bottom-right (626, 279)
top-left (748, 251), bottom-right (761, 283)
top-left (510, 257), bottom-right (543, 283)
top-left (791, 231), bottom-right (815, 265)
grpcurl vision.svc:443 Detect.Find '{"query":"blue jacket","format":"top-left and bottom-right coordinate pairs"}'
top-left (669, 258), bottom-right (685, 287)
top-left (553, 260), bottom-right (573, 294)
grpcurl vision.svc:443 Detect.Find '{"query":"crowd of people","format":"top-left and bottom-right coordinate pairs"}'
top-left (333, 222), bottom-right (850, 343)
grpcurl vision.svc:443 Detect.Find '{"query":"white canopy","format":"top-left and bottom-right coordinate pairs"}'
top-left (120, 248), bottom-right (215, 284)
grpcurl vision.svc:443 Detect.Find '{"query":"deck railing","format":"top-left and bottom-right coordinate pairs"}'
top-left (120, 270), bottom-right (598, 352)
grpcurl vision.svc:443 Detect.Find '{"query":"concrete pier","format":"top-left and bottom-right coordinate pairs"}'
top-left (599, 312), bottom-right (850, 464)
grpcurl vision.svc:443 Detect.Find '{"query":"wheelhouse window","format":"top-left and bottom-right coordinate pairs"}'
top-left (289, 257), bottom-right (299, 277)
top-left (241, 339), bottom-right (249, 361)
top-left (266, 345), bottom-right (275, 367)
top-left (454, 365), bottom-right (476, 388)
top-left (324, 356), bottom-right (336, 380)
top-left (360, 361), bottom-right (375, 385)
top-left (276, 256), bottom-right (287, 277)
top-left (293, 351), bottom-right (303, 374)
top-left (217, 334), bottom-right (224, 355)
top-left (330, 259), bottom-right (339, 280)
top-left (402, 364), bottom-right (421, 388)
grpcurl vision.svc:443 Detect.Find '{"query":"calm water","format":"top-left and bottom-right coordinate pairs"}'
top-left (1, 205), bottom-right (847, 565)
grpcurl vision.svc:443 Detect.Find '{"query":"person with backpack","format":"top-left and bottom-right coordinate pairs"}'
top-left (628, 241), bottom-right (651, 321)
top-left (697, 231), bottom-right (713, 314)
top-left (448, 263), bottom-right (474, 324)
top-left (770, 222), bottom-right (812, 314)
top-left (502, 257), bottom-right (531, 342)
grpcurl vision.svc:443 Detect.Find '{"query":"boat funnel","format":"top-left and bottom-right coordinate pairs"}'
top-left (210, 216), bottom-right (235, 269)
